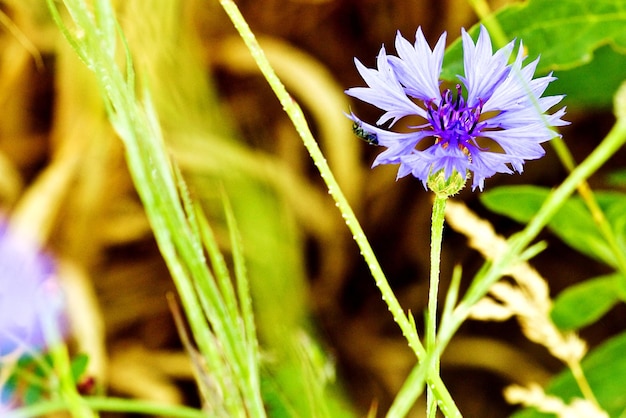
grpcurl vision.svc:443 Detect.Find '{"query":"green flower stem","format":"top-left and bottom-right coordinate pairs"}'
top-left (552, 132), bottom-right (626, 285)
top-left (7, 397), bottom-right (208, 418)
top-left (216, 0), bottom-right (460, 415)
top-left (426, 196), bottom-right (447, 417)
top-left (427, 197), bottom-right (447, 349)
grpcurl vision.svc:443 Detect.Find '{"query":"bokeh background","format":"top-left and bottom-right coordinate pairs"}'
top-left (0, 0), bottom-right (622, 416)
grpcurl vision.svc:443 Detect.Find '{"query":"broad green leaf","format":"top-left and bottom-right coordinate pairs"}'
top-left (480, 186), bottom-right (616, 267)
top-left (544, 44), bottom-right (626, 109)
top-left (603, 195), bottom-right (626, 256)
top-left (511, 331), bottom-right (626, 418)
top-left (551, 273), bottom-right (622, 331)
top-left (480, 185), bottom-right (548, 224)
top-left (442, 0), bottom-right (626, 80)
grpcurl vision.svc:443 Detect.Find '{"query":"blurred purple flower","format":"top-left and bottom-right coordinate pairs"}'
top-left (346, 26), bottom-right (568, 191)
top-left (0, 222), bottom-right (66, 356)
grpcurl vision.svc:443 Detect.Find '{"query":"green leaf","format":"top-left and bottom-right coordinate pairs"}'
top-left (70, 353), bottom-right (91, 382)
top-left (480, 186), bottom-right (616, 267)
top-left (442, 0), bottom-right (626, 80)
top-left (603, 195), bottom-right (626, 254)
top-left (551, 273), bottom-right (622, 331)
top-left (544, 44), bottom-right (626, 109)
top-left (480, 185), bottom-right (548, 224)
top-left (511, 331), bottom-right (626, 418)
top-left (23, 382), bottom-right (44, 406)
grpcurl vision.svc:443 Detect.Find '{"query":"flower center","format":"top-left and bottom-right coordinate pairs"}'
top-left (425, 84), bottom-right (483, 154)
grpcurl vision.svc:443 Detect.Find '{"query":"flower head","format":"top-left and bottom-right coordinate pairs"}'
top-left (346, 26), bottom-right (568, 191)
top-left (0, 221), bottom-right (66, 356)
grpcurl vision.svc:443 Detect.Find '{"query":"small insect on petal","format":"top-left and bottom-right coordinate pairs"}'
top-left (352, 121), bottom-right (379, 145)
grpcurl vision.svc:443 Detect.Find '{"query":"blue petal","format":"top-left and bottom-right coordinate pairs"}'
top-left (468, 151), bottom-right (515, 190)
top-left (0, 225), bottom-right (66, 355)
top-left (460, 26), bottom-right (515, 107)
top-left (388, 27), bottom-right (445, 102)
top-left (400, 145), bottom-right (471, 187)
top-left (345, 48), bottom-right (426, 124)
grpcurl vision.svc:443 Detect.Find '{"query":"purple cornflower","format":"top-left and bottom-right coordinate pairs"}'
top-left (0, 221), bottom-right (66, 357)
top-left (346, 26), bottom-right (568, 191)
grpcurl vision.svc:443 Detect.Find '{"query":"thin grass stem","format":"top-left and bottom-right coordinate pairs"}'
top-left (215, 0), bottom-right (461, 415)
